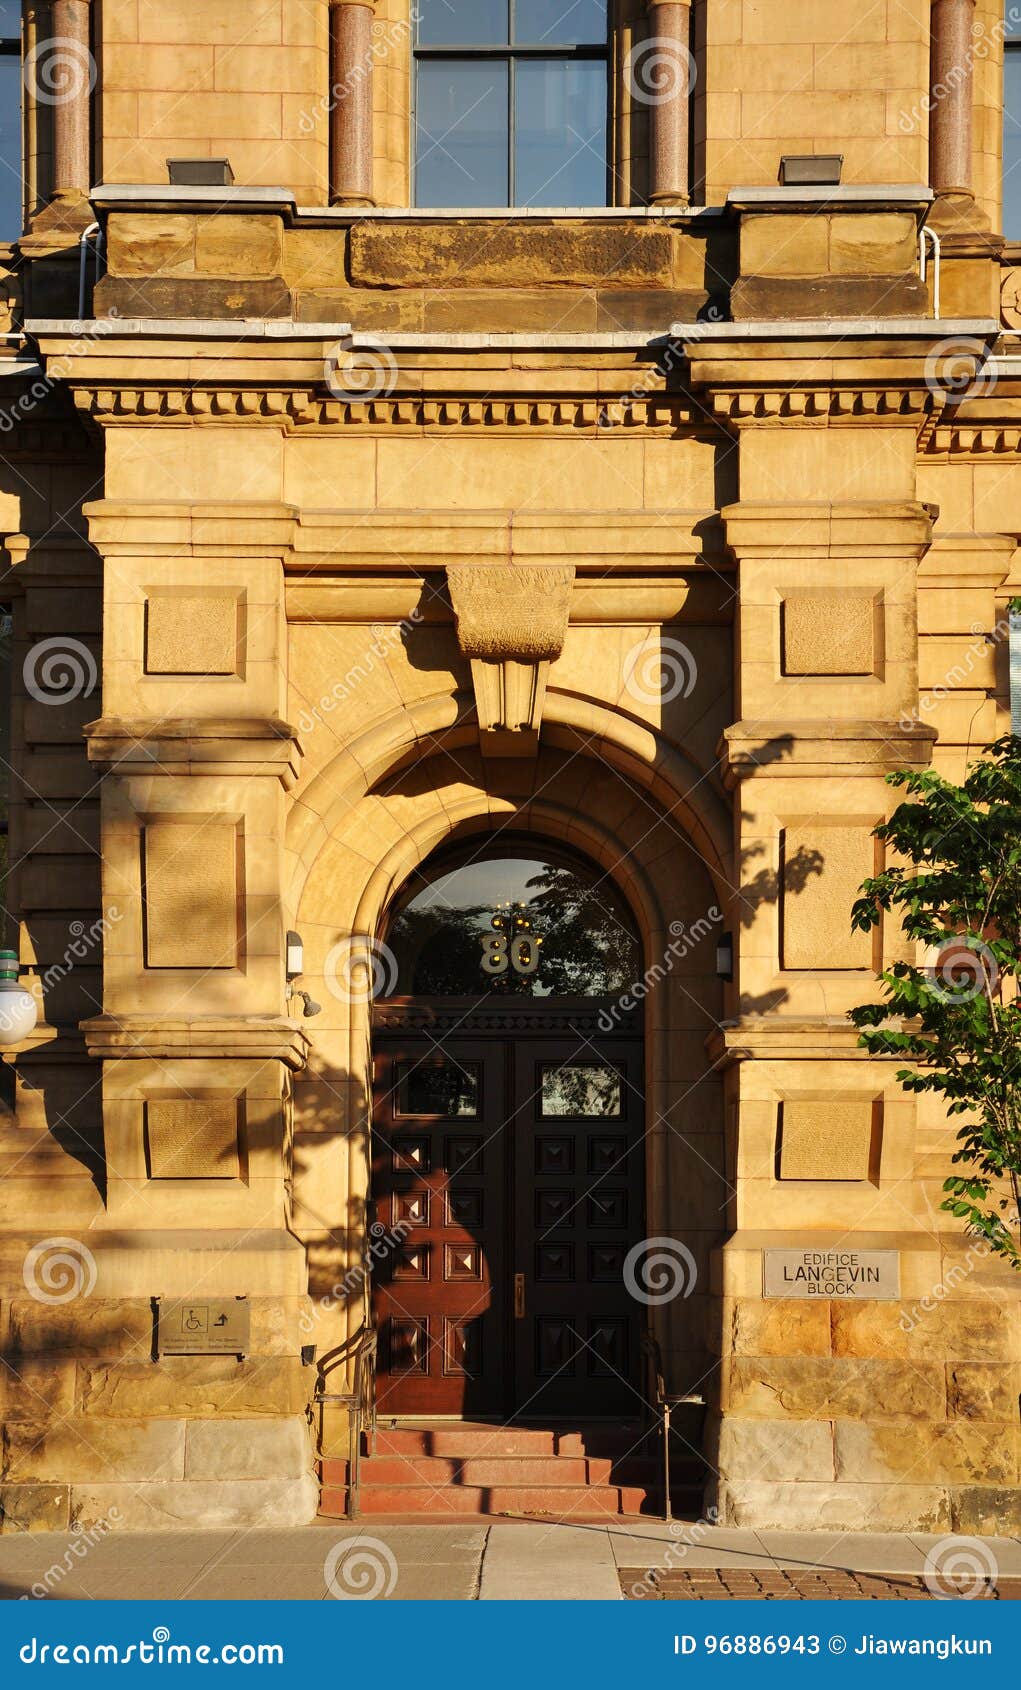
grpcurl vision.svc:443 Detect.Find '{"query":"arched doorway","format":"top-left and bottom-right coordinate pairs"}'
top-left (370, 837), bottom-right (647, 1421)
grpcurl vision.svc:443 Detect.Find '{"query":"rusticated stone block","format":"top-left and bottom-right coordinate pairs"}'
top-left (732, 274), bottom-right (928, 321)
top-left (723, 1297), bottom-right (831, 1358)
top-left (184, 1416), bottom-right (309, 1480)
top-left (349, 222), bottom-right (678, 290)
top-left (742, 213), bottom-right (829, 277)
top-left (834, 1422), bottom-right (1018, 1487)
top-left (0, 1357), bottom-right (76, 1420)
top-left (943, 1302), bottom-right (1021, 1363)
top-left (829, 212), bottom-right (919, 275)
top-left (94, 277), bottom-right (292, 320)
top-left (105, 213), bottom-right (197, 277)
top-left (951, 1486), bottom-right (1021, 1538)
top-left (77, 1356), bottom-right (308, 1419)
top-left (4, 1299), bottom-right (153, 1359)
top-left (71, 1475), bottom-right (318, 1532)
top-left (831, 1301), bottom-right (947, 1361)
top-left (717, 1479), bottom-right (951, 1534)
top-left (194, 214), bottom-right (282, 279)
top-left (710, 1415), bottom-right (834, 1483)
top-left (2, 1419), bottom-right (185, 1485)
top-left (723, 1356), bottom-right (946, 1422)
top-left (947, 1362), bottom-right (1020, 1423)
top-left (0, 1484), bottom-right (70, 1534)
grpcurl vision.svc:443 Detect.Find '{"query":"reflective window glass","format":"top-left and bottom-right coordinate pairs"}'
top-left (385, 847), bottom-right (641, 998)
top-left (415, 59), bottom-right (510, 207)
top-left (540, 1063), bottom-right (623, 1117)
top-left (1005, 43), bottom-right (1021, 237)
top-left (417, 0), bottom-right (508, 46)
top-left (515, 57), bottom-right (606, 207)
top-left (514, 0), bottom-right (607, 45)
top-left (0, 58), bottom-right (20, 242)
top-left (397, 1060), bottom-right (480, 1118)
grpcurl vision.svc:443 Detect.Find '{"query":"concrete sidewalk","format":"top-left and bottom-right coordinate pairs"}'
top-left (1, 1520), bottom-right (1020, 1601)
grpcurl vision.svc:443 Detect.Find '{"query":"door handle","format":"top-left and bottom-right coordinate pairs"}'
top-left (514, 1273), bottom-right (526, 1320)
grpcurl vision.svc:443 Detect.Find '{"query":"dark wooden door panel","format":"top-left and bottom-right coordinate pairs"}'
top-left (512, 1037), bottom-right (645, 1417)
top-left (372, 1039), bottom-right (508, 1416)
top-left (372, 1020), bottom-right (645, 1419)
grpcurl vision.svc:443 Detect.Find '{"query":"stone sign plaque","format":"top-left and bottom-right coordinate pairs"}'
top-left (763, 1248), bottom-right (900, 1301)
top-left (158, 1297), bottom-right (250, 1356)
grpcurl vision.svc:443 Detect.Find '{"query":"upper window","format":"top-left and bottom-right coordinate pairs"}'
top-left (384, 841), bottom-right (641, 999)
top-left (0, 2), bottom-right (19, 242)
top-left (1005, 7), bottom-right (1021, 237)
top-left (413, 0), bottom-right (609, 209)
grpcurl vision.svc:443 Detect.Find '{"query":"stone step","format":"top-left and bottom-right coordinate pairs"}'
top-left (323, 1452), bottom-right (703, 1489)
top-left (368, 1423), bottom-right (662, 1460)
top-left (319, 1482), bottom-right (704, 1518)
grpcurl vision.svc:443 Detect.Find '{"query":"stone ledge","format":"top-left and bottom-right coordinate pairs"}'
top-left (70, 1475), bottom-right (318, 1532)
top-left (81, 1017), bottom-right (311, 1071)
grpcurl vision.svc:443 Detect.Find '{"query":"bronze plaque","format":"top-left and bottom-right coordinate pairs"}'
top-left (158, 1297), bottom-right (250, 1355)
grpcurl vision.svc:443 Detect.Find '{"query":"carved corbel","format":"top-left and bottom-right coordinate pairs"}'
top-left (446, 564), bottom-right (575, 756)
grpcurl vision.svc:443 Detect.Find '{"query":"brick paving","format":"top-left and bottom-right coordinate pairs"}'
top-left (620, 1568), bottom-right (1021, 1601)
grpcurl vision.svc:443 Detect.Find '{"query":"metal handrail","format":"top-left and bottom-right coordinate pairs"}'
top-left (641, 1331), bottom-right (705, 1523)
top-left (314, 1324), bottom-right (378, 1520)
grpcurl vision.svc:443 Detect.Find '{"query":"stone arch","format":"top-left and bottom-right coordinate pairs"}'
top-left (284, 686), bottom-right (733, 922)
top-left (290, 735), bottom-right (728, 1395)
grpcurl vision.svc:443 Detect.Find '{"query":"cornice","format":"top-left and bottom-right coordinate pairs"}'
top-left (69, 388), bottom-right (701, 434)
top-left (84, 717), bottom-right (303, 790)
top-left (82, 1016), bottom-right (311, 1071)
top-left (707, 1019), bottom-right (895, 1066)
top-left (718, 719), bottom-right (938, 787)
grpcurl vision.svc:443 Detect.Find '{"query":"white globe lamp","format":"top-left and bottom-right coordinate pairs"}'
top-left (0, 951), bottom-right (38, 1047)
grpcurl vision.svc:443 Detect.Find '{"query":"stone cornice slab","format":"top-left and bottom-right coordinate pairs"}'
top-left (719, 720), bottom-right (937, 785)
top-left (84, 717), bottom-right (303, 789)
top-left (82, 1016), bottom-right (311, 1070)
top-left (722, 501), bottom-right (933, 561)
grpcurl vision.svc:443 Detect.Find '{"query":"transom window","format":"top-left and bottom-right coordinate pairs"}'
top-left (0, 2), bottom-right (20, 242)
top-left (413, 0), bottom-right (610, 209)
top-left (384, 842), bottom-right (641, 998)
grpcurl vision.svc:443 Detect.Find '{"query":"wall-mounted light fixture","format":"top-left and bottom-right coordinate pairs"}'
top-left (0, 950), bottom-right (38, 1047)
top-left (286, 931), bottom-right (304, 982)
top-left (167, 158), bottom-right (235, 188)
top-left (779, 154), bottom-right (843, 187)
top-left (716, 933), bottom-right (734, 982)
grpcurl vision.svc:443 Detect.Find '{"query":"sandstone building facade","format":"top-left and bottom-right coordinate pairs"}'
top-left (0, 0), bottom-right (1019, 1536)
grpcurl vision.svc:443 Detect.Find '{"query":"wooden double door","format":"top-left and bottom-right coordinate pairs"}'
top-left (371, 1004), bottom-right (645, 1419)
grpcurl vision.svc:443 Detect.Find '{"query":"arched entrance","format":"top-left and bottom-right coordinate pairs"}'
top-left (370, 837), bottom-right (647, 1421)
